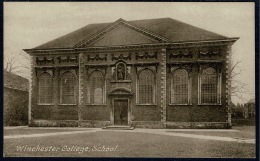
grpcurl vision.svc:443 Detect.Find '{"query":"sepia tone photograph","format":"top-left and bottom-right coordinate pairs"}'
top-left (3, 2), bottom-right (256, 158)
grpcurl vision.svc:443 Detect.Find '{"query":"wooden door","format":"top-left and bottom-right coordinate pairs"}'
top-left (114, 99), bottom-right (128, 125)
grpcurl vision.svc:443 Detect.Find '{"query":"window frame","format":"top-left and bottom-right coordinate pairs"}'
top-left (198, 66), bottom-right (222, 105)
top-left (87, 70), bottom-right (106, 105)
top-left (37, 72), bottom-right (53, 105)
top-left (170, 68), bottom-right (191, 105)
top-left (59, 71), bottom-right (77, 105)
top-left (136, 68), bottom-right (156, 105)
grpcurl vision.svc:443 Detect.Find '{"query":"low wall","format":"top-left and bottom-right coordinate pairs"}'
top-left (131, 121), bottom-right (164, 128)
top-left (29, 120), bottom-right (78, 127)
top-left (166, 122), bottom-right (231, 129)
top-left (29, 120), bottom-right (234, 129)
top-left (232, 118), bottom-right (255, 126)
top-left (30, 120), bottom-right (112, 128)
top-left (79, 120), bottom-right (111, 128)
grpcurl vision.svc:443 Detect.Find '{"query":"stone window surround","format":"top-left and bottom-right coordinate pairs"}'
top-left (136, 66), bottom-right (157, 105)
top-left (198, 66), bottom-right (222, 105)
top-left (86, 69), bottom-right (106, 105)
top-left (59, 70), bottom-right (77, 105)
top-left (170, 67), bottom-right (192, 105)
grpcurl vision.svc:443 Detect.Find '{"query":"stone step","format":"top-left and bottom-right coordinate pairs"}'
top-left (102, 125), bottom-right (134, 130)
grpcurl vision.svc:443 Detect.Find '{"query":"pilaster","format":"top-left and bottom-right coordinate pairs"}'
top-left (28, 56), bottom-right (33, 125)
top-left (226, 45), bottom-right (232, 126)
top-left (160, 49), bottom-right (167, 127)
top-left (78, 53), bottom-right (84, 122)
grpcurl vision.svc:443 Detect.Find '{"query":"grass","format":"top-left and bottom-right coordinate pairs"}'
top-left (4, 128), bottom-right (89, 136)
top-left (4, 130), bottom-right (256, 158)
top-left (232, 126), bottom-right (256, 133)
top-left (166, 130), bottom-right (255, 139)
top-left (165, 126), bottom-right (256, 139)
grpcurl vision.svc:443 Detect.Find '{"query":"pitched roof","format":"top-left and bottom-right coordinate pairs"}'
top-left (4, 71), bottom-right (29, 91)
top-left (34, 18), bottom-right (228, 49)
top-left (248, 98), bottom-right (255, 104)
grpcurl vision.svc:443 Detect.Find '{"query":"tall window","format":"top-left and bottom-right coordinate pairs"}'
top-left (89, 71), bottom-right (105, 104)
top-left (171, 69), bottom-right (189, 104)
top-left (138, 69), bottom-right (155, 104)
top-left (60, 71), bottom-right (76, 104)
top-left (200, 67), bottom-right (220, 104)
top-left (38, 72), bottom-right (53, 104)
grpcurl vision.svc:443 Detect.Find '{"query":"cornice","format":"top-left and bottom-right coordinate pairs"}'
top-left (23, 37), bottom-right (239, 55)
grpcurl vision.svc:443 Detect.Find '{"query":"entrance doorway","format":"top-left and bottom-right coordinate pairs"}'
top-left (114, 99), bottom-right (128, 125)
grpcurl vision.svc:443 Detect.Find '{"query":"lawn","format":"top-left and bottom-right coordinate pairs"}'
top-left (4, 130), bottom-right (256, 158)
top-left (232, 126), bottom-right (256, 133)
top-left (4, 128), bottom-right (90, 136)
top-left (166, 126), bottom-right (255, 139)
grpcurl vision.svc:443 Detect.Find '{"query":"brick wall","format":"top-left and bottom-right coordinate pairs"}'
top-left (166, 45), bottom-right (229, 128)
top-left (30, 54), bottom-right (79, 125)
top-left (4, 88), bottom-right (29, 126)
top-left (82, 105), bottom-right (110, 121)
top-left (133, 105), bottom-right (161, 121)
top-left (29, 44), bottom-right (232, 128)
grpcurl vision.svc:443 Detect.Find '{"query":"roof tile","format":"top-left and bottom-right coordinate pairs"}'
top-left (34, 18), bottom-right (228, 49)
top-left (4, 71), bottom-right (29, 91)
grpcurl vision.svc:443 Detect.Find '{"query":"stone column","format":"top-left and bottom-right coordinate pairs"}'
top-left (160, 49), bottom-right (167, 128)
top-left (78, 53), bottom-right (84, 124)
top-left (226, 45), bottom-right (232, 127)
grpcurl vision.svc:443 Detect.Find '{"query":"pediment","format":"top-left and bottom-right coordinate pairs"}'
top-left (75, 19), bottom-right (169, 48)
top-left (109, 88), bottom-right (133, 96)
top-left (87, 24), bottom-right (160, 47)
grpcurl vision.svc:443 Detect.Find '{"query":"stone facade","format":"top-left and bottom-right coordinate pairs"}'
top-left (24, 18), bottom-right (238, 128)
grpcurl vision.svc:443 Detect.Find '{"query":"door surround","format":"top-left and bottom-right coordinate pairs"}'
top-left (108, 88), bottom-right (133, 126)
top-left (112, 98), bottom-right (129, 125)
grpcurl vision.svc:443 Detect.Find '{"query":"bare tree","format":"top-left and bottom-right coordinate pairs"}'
top-left (229, 51), bottom-right (254, 103)
top-left (4, 50), bottom-right (31, 79)
top-left (4, 56), bottom-right (17, 72)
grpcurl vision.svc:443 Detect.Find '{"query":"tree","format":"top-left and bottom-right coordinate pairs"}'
top-left (4, 50), bottom-right (31, 79)
top-left (229, 50), bottom-right (253, 103)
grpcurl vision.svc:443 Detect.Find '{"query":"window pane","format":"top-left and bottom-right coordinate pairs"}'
top-left (201, 67), bottom-right (218, 104)
top-left (171, 69), bottom-right (188, 104)
top-left (94, 88), bottom-right (103, 104)
top-left (139, 69), bottom-right (154, 104)
top-left (38, 73), bottom-right (52, 104)
top-left (89, 71), bottom-right (104, 104)
top-left (61, 72), bottom-right (76, 104)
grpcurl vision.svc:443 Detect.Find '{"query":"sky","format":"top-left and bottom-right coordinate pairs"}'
top-left (4, 2), bottom-right (255, 104)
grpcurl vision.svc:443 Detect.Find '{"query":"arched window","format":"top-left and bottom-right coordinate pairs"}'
top-left (89, 71), bottom-right (105, 104)
top-left (138, 69), bottom-right (155, 104)
top-left (38, 72), bottom-right (53, 104)
top-left (60, 71), bottom-right (76, 104)
top-left (171, 69), bottom-right (189, 104)
top-left (200, 67), bottom-right (220, 104)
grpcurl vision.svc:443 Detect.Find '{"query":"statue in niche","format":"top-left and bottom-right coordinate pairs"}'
top-left (117, 63), bottom-right (125, 80)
